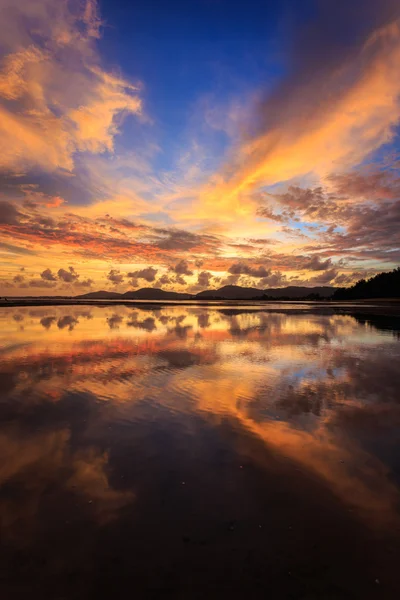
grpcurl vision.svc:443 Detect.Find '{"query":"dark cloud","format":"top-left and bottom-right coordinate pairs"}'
top-left (156, 274), bottom-right (171, 286)
top-left (309, 268), bottom-right (339, 285)
top-left (267, 183), bottom-right (400, 265)
top-left (154, 228), bottom-right (220, 253)
top-left (107, 268), bottom-right (124, 285)
top-left (259, 271), bottom-right (288, 288)
top-left (197, 271), bottom-right (213, 288)
top-left (0, 242), bottom-right (35, 256)
top-left (41, 268), bottom-right (57, 281)
top-left (27, 279), bottom-right (56, 289)
top-left (74, 278), bottom-right (93, 288)
top-left (13, 274), bottom-right (25, 284)
top-left (127, 266), bottom-right (158, 282)
top-left (303, 256), bottom-right (333, 271)
top-left (58, 267), bottom-right (79, 283)
top-left (329, 170), bottom-right (400, 201)
top-left (0, 210), bottom-right (222, 263)
top-left (0, 201), bottom-right (22, 225)
top-left (256, 205), bottom-right (291, 223)
top-left (228, 262), bottom-right (270, 278)
top-left (174, 275), bottom-right (187, 286)
top-left (171, 259), bottom-right (193, 276)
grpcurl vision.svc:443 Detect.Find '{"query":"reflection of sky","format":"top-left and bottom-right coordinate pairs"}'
top-left (1, 305), bottom-right (400, 537)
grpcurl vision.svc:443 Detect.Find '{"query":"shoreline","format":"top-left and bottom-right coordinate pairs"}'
top-left (1, 298), bottom-right (400, 316)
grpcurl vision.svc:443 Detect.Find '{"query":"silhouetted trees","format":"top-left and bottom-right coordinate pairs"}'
top-left (333, 268), bottom-right (400, 300)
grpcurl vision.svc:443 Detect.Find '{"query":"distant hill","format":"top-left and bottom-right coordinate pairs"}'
top-left (197, 285), bottom-right (334, 300)
top-left (77, 290), bottom-right (123, 299)
top-left (197, 285), bottom-right (265, 300)
top-left (264, 286), bottom-right (334, 299)
top-left (122, 288), bottom-right (193, 300)
top-left (333, 268), bottom-right (400, 300)
top-left (78, 284), bottom-right (335, 301)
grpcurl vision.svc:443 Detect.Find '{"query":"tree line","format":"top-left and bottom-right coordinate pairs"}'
top-left (333, 267), bottom-right (400, 300)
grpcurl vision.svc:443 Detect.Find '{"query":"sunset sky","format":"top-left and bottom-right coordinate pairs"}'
top-left (1, 0), bottom-right (400, 295)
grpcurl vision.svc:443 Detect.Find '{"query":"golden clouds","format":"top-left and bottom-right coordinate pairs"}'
top-left (189, 18), bottom-right (400, 224)
top-left (0, 0), bottom-right (141, 173)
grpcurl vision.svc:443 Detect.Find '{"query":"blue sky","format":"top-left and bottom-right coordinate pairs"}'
top-left (0, 0), bottom-right (400, 294)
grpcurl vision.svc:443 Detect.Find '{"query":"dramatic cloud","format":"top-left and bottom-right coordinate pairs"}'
top-left (171, 260), bottom-right (193, 276)
top-left (58, 267), bottom-right (79, 283)
top-left (228, 262), bottom-right (270, 278)
top-left (303, 256), bottom-right (333, 272)
top-left (194, 1), bottom-right (400, 228)
top-left (0, 0), bottom-right (142, 174)
top-left (0, 0), bottom-right (399, 295)
top-left (41, 268), bottom-right (57, 282)
top-left (107, 268), bottom-right (124, 285)
top-left (74, 278), bottom-right (93, 289)
top-left (197, 271), bottom-right (213, 288)
top-left (127, 267), bottom-right (158, 282)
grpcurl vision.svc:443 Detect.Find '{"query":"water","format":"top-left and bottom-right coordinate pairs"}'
top-left (1, 304), bottom-right (400, 598)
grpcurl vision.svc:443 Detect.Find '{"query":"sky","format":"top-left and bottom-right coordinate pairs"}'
top-left (0, 0), bottom-right (400, 296)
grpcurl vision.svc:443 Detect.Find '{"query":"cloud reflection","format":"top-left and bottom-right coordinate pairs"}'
top-left (0, 303), bottom-right (399, 540)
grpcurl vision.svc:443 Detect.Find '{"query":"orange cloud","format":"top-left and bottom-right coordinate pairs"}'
top-left (193, 19), bottom-right (400, 219)
top-left (0, 0), bottom-right (141, 174)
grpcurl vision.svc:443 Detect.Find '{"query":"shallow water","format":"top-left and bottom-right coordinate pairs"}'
top-left (1, 304), bottom-right (400, 598)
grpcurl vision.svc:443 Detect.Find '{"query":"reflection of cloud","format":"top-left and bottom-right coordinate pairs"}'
top-left (107, 314), bottom-right (123, 330)
top-left (40, 316), bottom-right (56, 329)
top-left (57, 315), bottom-right (78, 330)
top-left (0, 426), bottom-right (133, 540)
top-left (126, 314), bottom-right (157, 332)
top-left (1, 304), bottom-right (400, 531)
top-left (67, 448), bottom-right (134, 524)
top-left (191, 367), bottom-right (400, 525)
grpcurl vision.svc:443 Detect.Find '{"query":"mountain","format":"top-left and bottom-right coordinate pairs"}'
top-left (78, 285), bottom-right (335, 301)
top-left (197, 285), bottom-right (265, 299)
top-left (197, 285), bottom-right (334, 299)
top-left (77, 290), bottom-right (123, 299)
top-left (333, 268), bottom-right (400, 300)
top-left (264, 286), bottom-right (334, 299)
top-left (122, 288), bottom-right (193, 300)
